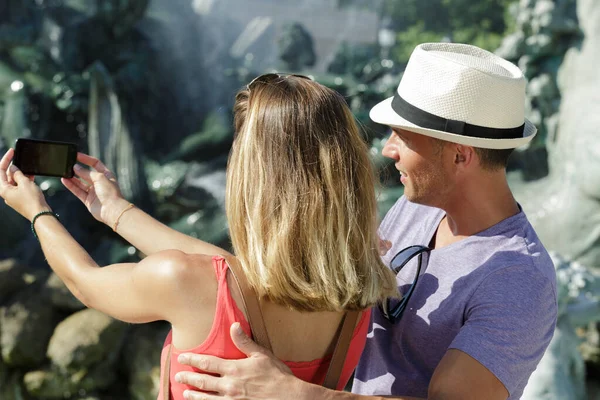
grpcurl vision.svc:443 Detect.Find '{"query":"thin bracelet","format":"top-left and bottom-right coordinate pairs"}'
top-left (113, 203), bottom-right (135, 232)
top-left (31, 211), bottom-right (59, 241)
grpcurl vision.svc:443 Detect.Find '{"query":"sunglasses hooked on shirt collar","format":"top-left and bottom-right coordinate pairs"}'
top-left (379, 245), bottom-right (431, 324)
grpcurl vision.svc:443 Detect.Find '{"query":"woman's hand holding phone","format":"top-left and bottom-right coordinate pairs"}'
top-left (61, 153), bottom-right (131, 227)
top-left (0, 148), bottom-right (51, 220)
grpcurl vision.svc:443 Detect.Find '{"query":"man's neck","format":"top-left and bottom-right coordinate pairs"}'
top-left (430, 174), bottom-right (519, 249)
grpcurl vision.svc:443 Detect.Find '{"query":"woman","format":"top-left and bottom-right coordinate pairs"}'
top-left (0, 74), bottom-right (398, 398)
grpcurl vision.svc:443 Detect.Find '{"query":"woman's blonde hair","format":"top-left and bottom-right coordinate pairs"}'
top-left (226, 74), bottom-right (398, 312)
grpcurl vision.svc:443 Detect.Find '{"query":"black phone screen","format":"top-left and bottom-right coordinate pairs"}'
top-left (14, 139), bottom-right (77, 178)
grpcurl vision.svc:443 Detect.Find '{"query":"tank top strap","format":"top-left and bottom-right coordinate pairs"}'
top-left (212, 255), bottom-right (231, 282)
top-left (211, 255), bottom-right (249, 329)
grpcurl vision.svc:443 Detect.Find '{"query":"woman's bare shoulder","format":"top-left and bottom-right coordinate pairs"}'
top-left (137, 250), bottom-right (225, 301)
top-left (141, 250), bottom-right (225, 325)
top-left (143, 249), bottom-right (230, 275)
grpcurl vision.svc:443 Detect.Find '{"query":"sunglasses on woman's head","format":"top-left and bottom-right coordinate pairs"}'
top-left (246, 73), bottom-right (312, 92)
top-left (379, 245), bottom-right (431, 324)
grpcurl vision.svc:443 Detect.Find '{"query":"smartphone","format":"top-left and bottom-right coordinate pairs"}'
top-left (13, 138), bottom-right (78, 178)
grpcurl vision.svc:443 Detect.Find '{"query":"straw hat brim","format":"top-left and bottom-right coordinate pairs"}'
top-left (370, 96), bottom-right (537, 150)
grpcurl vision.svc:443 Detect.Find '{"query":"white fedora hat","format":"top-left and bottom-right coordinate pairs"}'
top-left (370, 43), bottom-right (537, 149)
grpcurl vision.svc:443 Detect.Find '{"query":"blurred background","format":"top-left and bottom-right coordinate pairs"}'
top-left (1, 0), bottom-right (599, 399)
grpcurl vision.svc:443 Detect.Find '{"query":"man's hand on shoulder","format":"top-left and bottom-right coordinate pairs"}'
top-left (175, 324), bottom-right (500, 400)
top-left (175, 322), bottom-right (319, 400)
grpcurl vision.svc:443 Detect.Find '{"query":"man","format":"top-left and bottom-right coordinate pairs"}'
top-left (175, 43), bottom-right (558, 400)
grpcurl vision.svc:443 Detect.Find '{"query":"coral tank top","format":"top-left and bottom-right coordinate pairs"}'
top-left (157, 256), bottom-right (371, 400)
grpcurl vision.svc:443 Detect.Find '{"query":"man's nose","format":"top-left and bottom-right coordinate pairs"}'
top-left (381, 132), bottom-right (399, 161)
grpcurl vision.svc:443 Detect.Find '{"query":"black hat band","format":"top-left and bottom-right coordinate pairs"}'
top-left (391, 94), bottom-right (525, 140)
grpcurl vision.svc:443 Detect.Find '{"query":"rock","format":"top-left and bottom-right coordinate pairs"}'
top-left (495, 31), bottom-right (525, 60)
top-left (521, 253), bottom-right (600, 400)
top-left (519, 18), bottom-right (600, 267)
top-left (124, 322), bottom-right (170, 400)
top-left (511, 145), bottom-right (549, 182)
top-left (0, 356), bottom-right (7, 389)
top-left (580, 322), bottom-right (600, 367)
top-left (0, 202), bottom-right (29, 255)
top-left (162, 110), bottom-right (234, 164)
top-left (0, 259), bottom-right (28, 304)
top-left (497, 0), bottom-right (580, 153)
top-left (44, 272), bottom-right (85, 311)
top-left (0, 369), bottom-right (31, 400)
top-left (556, 46), bottom-right (580, 94)
top-left (525, 33), bottom-right (553, 58)
top-left (517, 54), bottom-right (535, 78)
top-left (24, 369), bottom-right (85, 399)
top-left (0, 287), bottom-right (57, 367)
top-left (527, 73), bottom-right (558, 115)
top-left (522, 326), bottom-right (586, 400)
top-left (169, 204), bottom-right (229, 249)
top-left (146, 160), bottom-right (190, 203)
top-left (508, 2), bottom-right (600, 398)
top-left (530, 0), bottom-right (556, 34)
top-left (47, 308), bottom-right (128, 371)
top-left (530, 0), bottom-right (579, 36)
top-left (0, 259), bottom-right (50, 306)
top-left (544, 113), bottom-right (560, 145)
top-left (0, 79), bottom-right (27, 157)
top-left (87, 62), bottom-right (153, 213)
top-left (24, 357), bottom-right (119, 399)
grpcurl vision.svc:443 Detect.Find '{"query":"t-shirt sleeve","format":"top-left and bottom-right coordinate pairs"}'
top-left (449, 265), bottom-right (558, 397)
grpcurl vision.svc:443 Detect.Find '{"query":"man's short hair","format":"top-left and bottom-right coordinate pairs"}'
top-left (431, 138), bottom-right (513, 170)
top-left (474, 148), bottom-right (514, 171)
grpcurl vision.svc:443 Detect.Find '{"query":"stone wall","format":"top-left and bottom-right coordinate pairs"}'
top-left (511, 0), bottom-right (600, 273)
top-left (0, 259), bottom-right (168, 399)
top-left (496, 0), bottom-right (581, 180)
top-left (506, 0), bottom-right (600, 397)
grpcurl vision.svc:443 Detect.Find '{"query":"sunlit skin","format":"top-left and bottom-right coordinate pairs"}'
top-left (382, 128), bottom-right (453, 208)
top-left (382, 127), bottom-right (519, 249)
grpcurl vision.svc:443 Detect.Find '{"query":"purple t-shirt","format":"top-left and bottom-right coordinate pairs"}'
top-left (352, 197), bottom-right (557, 399)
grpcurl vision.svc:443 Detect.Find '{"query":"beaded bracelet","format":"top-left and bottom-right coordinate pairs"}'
top-left (31, 211), bottom-right (59, 241)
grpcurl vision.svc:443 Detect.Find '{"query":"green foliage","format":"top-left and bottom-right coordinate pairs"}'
top-left (392, 22), bottom-right (443, 64)
top-left (383, 0), bottom-right (518, 64)
top-left (382, 0), bottom-right (448, 32)
top-left (328, 42), bottom-right (379, 77)
top-left (443, 0), bottom-right (512, 32)
top-left (452, 29), bottom-right (505, 52)
top-left (278, 22), bottom-right (316, 70)
top-left (336, 0), bottom-right (375, 10)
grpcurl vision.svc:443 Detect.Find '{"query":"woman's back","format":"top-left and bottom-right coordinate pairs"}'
top-left (157, 74), bottom-right (398, 399)
top-left (158, 255), bottom-right (371, 399)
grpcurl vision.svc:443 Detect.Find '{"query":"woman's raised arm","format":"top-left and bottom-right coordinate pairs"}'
top-left (0, 150), bottom-right (215, 324)
top-left (62, 152), bottom-right (229, 257)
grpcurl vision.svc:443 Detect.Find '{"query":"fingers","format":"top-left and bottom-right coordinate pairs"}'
top-left (175, 353), bottom-right (244, 397)
top-left (76, 152), bottom-right (110, 173)
top-left (74, 163), bottom-right (116, 185)
top-left (174, 371), bottom-right (224, 396)
top-left (182, 389), bottom-right (220, 400)
top-left (61, 177), bottom-right (89, 200)
top-left (230, 322), bottom-right (269, 357)
top-left (177, 353), bottom-right (231, 376)
top-left (9, 165), bottom-right (29, 185)
top-left (103, 170), bottom-right (117, 182)
top-left (0, 148), bottom-right (14, 185)
top-left (379, 239), bottom-right (392, 256)
top-left (73, 164), bottom-right (93, 183)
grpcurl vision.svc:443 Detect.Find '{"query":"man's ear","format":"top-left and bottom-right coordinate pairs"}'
top-left (453, 145), bottom-right (474, 167)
